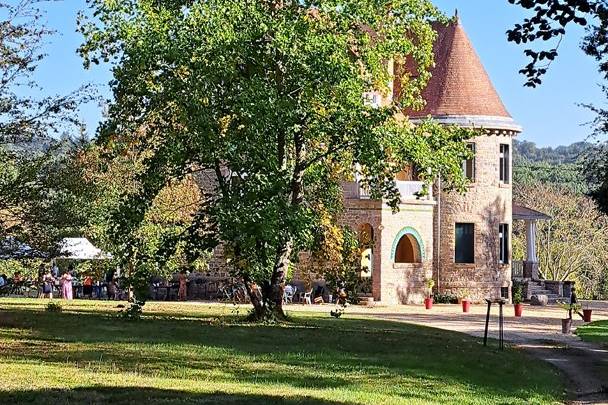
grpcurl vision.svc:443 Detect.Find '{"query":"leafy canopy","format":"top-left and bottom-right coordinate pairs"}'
top-left (507, 0), bottom-right (608, 87)
top-left (79, 0), bottom-right (473, 308)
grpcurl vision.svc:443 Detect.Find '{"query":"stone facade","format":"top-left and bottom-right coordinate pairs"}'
top-left (337, 130), bottom-right (515, 305)
top-left (436, 132), bottom-right (514, 301)
top-left (339, 197), bottom-right (435, 304)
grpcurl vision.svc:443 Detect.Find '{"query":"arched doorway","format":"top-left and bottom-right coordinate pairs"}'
top-left (358, 223), bottom-right (374, 277)
top-left (391, 227), bottom-right (424, 264)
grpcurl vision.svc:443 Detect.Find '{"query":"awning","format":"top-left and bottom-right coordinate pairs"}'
top-left (57, 238), bottom-right (112, 260)
top-left (513, 204), bottom-right (551, 221)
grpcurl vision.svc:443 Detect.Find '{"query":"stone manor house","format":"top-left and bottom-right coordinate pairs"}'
top-left (207, 18), bottom-right (550, 305)
top-left (332, 18), bottom-right (546, 305)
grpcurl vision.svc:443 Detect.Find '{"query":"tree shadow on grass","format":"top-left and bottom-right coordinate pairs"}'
top-left (0, 306), bottom-right (564, 403)
top-left (0, 387), bottom-right (357, 405)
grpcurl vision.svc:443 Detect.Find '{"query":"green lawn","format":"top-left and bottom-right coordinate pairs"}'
top-left (577, 320), bottom-right (608, 345)
top-left (0, 299), bottom-right (564, 404)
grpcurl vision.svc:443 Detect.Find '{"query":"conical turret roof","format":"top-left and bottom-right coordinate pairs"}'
top-left (405, 19), bottom-right (521, 132)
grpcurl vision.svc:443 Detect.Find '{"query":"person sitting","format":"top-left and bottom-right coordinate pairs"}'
top-left (283, 284), bottom-right (296, 304)
top-left (313, 285), bottom-right (325, 304)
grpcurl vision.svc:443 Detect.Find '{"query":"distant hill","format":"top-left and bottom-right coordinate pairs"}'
top-left (513, 140), bottom-right (589, 193)
top-left (513, 140), bottom-right (591, 164)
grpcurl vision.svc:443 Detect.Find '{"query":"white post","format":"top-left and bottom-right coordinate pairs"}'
top-left (525, 220), bottom-right (538, 262)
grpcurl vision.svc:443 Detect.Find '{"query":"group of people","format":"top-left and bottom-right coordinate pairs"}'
top-left (39, 263), bottom-right (74, 300)
top-left (36, 263), bottom-right (122, 300)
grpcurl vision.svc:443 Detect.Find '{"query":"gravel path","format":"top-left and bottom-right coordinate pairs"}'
top-left (288, 302), bottom-right (608, 404)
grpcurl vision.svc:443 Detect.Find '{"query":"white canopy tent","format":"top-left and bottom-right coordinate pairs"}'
top-left (57, 238), bottom-right (112, 260)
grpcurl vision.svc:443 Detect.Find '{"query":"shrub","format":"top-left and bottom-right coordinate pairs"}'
top-left (513, 284), bottom-right (524, 304)
top-left (433, 292), bottom-right (458, 304)
top-left (45, 301), bottom-right (63, 313)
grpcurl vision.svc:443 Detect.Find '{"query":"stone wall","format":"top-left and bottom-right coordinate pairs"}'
top-left (436, 132), bottom-right (514, 301)
top-left (339, 198), bottom-right (435, 305)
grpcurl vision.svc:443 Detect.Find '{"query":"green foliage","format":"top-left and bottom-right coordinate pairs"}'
top-left (45, 301), bottom-right (63, 313)
top-left (425, 277), bottom-right (434, 298)
top-left (513, 182), bottom-right (608, 299)
top-left (433, 292), bottom-right (458, 304)
top-left (513, 140), bottom-right (589, 193)
top-left (584, 114), bottom-right (608, 214)
top-left (78, 0), bottom-right (473, 317)
top-left (119, 301), bottom-right (144, 320)
top-left (0, 140), bottom-right (94, 253)
top-left (558, 300), bottom-right (582, 319)
top-left (514, 140), bottom-right (591, 164)
top-left (319, 226), bottom-right (365, 304)
top-left (0, 260), bottom-right (42, 280)
top-left (513, 284), bottom-right (523, 305)
top-left (507, 0), bottom-right (607, 86)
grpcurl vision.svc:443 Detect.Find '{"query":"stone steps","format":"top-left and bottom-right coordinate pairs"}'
top-left (528, 283), bottom-right (561, 304)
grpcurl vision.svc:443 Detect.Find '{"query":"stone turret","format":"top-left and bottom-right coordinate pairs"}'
top-left (408, 19), bottom-right (522, 300)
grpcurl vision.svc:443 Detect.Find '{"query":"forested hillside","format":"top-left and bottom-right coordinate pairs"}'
top-left (514, 140), bottom-right (591, 164)
top-left (513, 140), bottom-right (589, 193)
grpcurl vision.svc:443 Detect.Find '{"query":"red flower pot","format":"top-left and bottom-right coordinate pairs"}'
top-left (424, 297), bottom-right (433, 310)
top-left (514, 303), bottom-right (523, 317)
top-left (462, 300), bottom-right (471, 313)
top-left (583, 309), bottom-right (592, 323)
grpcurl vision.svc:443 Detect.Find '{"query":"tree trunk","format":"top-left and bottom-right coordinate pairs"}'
top-left (243, 274), bottom-right (266, 319)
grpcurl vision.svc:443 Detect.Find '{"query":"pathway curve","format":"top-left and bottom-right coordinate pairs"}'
top-left (354, 302), bottom-right (608, 404)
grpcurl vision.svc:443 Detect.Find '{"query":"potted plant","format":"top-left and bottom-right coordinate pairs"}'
top-left (558, 301), bottom-right (581, 334)
top-left (513, 284), bottom-right (523, 317)
top-left (424, 278), bottom-right (434, 310)
top-left (583, 304), bottom-right (593, 323)
top-left (460, 289), bottom-right (471, 313)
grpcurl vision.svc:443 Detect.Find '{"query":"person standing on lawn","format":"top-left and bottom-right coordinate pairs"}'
top-left (42, 270), bottom-right (55, 299)
top-left (61, 271), bottom-right (73, 300)
top-left (83, 275), bottom-right (94, 298)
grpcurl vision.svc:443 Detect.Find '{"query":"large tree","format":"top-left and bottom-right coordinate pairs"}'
top-left (0, 139), bottom-right (92, 252)
top-left (0, 0), bottom-right (90, 144)
top-left (0, 0), bottom-right (94, 251)
top-left (79, 0), bottom-right (472, 320)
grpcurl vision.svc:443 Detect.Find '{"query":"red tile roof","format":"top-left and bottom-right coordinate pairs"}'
top-left (403, 19), bottom-right (512, 120)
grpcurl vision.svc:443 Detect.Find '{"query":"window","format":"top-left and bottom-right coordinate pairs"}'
top-left (499, 144), bottom-right (510, 184)
top-left (462, 143), bottom-right (475, 181)
top-left (499, 224), bottom-right (509, 264)
top-left (455, 223), bottom-right (475, 264)
top-left (395, 234), bottom-right (422, 263)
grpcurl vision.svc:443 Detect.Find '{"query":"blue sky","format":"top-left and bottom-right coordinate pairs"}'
top-left (33, 0), bottom-right (606, 147)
